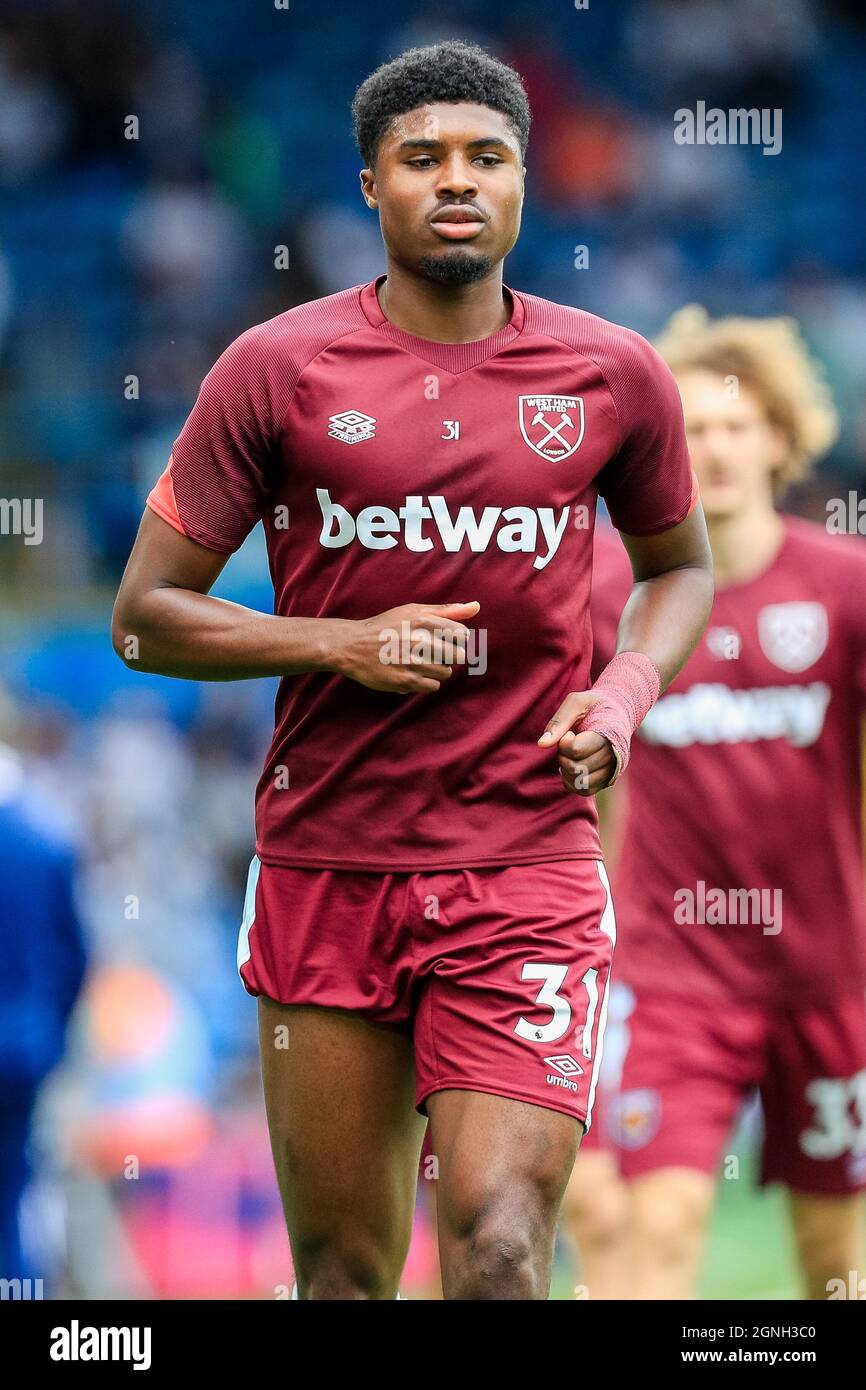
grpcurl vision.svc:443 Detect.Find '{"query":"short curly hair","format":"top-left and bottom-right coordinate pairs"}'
top-left (655, 305), bottom-right (839, 491)
top-left (352, 40), bottom-right (531, 170)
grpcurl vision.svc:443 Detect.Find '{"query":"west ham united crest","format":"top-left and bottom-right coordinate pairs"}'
top-left (519, 394), bottom-right (585, 461)
top-left (609, 1088), bottom-right (661, 1150)
top-left (757, 601), bottom-right (829, 673)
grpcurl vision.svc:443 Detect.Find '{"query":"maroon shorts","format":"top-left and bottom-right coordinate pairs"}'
top-left (584, 984), bottom-right (866, 1195)
top-left (237, 855), bottom-right (616, 1127)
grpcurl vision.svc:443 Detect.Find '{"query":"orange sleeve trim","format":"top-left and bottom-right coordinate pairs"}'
top-left (145, 456), bottom-right (186, 536)
top-left (686, 466), bottom-right (700, 515)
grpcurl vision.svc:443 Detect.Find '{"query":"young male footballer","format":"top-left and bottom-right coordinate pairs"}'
top-left (566, 308), bottom-right (866, 1301)
top-left (112, 42), bottom-right (712, 1300)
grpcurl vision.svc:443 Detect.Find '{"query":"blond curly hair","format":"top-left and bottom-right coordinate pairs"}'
top-left (654, 305), bottom-right (839, 490)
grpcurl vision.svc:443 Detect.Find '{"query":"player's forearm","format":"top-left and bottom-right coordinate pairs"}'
top-left (614, 563), bottom-right (714, 692)
top-left (112, 586), bottom-right (349, 681)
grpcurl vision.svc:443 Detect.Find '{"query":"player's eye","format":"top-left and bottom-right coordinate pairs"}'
top-left (474, 154), bottom-right (504, 166)
top-left (407, 156), bottom-right (437, 168)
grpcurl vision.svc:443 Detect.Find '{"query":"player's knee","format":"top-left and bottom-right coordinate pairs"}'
top-left (447, 1214), bottom-right (537, 1297)
top-left (563, 1174), bottom-right (627, 1250)
top-left (292, 1235), bottom-right (400, 1300)
top-left (631, 1188), bottom-right (706, 1268)
top-left (441, 1180), bottom-right (556, 1297)
top-left (795, 1222), bottom-right (862, 1294)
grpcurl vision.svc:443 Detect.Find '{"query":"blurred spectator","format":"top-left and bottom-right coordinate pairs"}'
top-left (0, 742), bottom-right (86, 1284)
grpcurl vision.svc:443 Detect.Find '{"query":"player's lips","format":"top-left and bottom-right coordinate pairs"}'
top-left (704, 468), bottom-right (737, 487)
top-left (429, 206), bottom-right (487, 240)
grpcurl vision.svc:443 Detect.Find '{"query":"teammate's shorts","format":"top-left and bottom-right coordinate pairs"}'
top-left (583, 984), bottom-right (866, 1195)
top-left (237, 856), bottom-right (616, 1128)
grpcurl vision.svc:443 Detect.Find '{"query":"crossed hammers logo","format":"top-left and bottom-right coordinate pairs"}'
top-left (531, 410), bottom-right (573, 449)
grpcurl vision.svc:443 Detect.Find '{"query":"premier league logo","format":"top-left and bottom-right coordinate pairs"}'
top-left (519, 394), bottom-right (585, 461)
top-left (757, 602), bottom-right (829, 673)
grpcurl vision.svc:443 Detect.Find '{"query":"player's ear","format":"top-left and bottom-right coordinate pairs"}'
top-left (770, 423), bottom-right (788, 465)
top-left (359, 168), bottom-right (378, 210)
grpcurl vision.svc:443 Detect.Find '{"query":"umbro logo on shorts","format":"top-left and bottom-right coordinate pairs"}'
top-left (544, 1054), bottom-right (584, 1091)
top-left (544, 1054), bottom-right (584, 1076)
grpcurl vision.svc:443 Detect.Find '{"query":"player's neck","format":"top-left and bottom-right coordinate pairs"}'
top-left (376, 264), bottom-right (511, 343)
top-left (707, 505), bottom-right (785, 586)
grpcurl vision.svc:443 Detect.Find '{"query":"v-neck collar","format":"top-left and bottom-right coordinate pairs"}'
top-left (713, 516), bottom-right (793, 597)
top-left (359, 274), bottom-right (525, 375)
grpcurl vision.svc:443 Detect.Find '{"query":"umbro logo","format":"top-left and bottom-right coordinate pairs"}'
top-left (544, 1053), bottom-right (583, 1093)
top-left (328, 409), bottom-right (376, 444)
top-left (544, 1054), bottom-right (584, 1077)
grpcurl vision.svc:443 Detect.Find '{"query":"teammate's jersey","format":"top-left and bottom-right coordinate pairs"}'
top-left (147, 275), bottom-right (696, 871)
top-left (591, 516), bottom-right (866, 1005)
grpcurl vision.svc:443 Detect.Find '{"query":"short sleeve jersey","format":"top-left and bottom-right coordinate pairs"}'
top-left (147, 276), bottom-right (697, 871)
top-left (590, 518), bottom-right (866, 1006)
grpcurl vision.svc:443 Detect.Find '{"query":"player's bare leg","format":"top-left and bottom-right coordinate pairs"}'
top-left (626, 1169), bottom-right (715, 1299)
top-left (562, 1150), bottom-right (629, 1299)
top-left (428, 1089), bottom-right (581, 1300)
top-left (788, 1191), bottom-right (866, 1300)
top-left (258, 999), bottom-right (427, 1299)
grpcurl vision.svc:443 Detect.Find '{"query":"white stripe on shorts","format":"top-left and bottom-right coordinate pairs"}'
top-left (583, 860), bottom-right (617, 1134)
top-left (237, 853), bottom-right (261, 977)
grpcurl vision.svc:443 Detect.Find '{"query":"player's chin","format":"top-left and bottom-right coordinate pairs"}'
top-left (416, 249), bottom-right (495, 285)
top-left (698, 487), bottom-right (744, 521)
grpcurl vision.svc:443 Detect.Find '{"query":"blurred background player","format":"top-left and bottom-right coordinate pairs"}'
top-left (564, 307), bottom-right (866, 1300)
top-left (0, 741), bottom-right (87, 1289)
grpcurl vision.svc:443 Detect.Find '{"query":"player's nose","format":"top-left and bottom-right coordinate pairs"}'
top-left (435, 154), bottom-right (480, 198)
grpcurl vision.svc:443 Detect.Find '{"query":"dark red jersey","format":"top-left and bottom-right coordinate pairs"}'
top-left (147, 277), bottom-right (696, 871)
top-left (591, 517), bottom-right (866, 1005)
